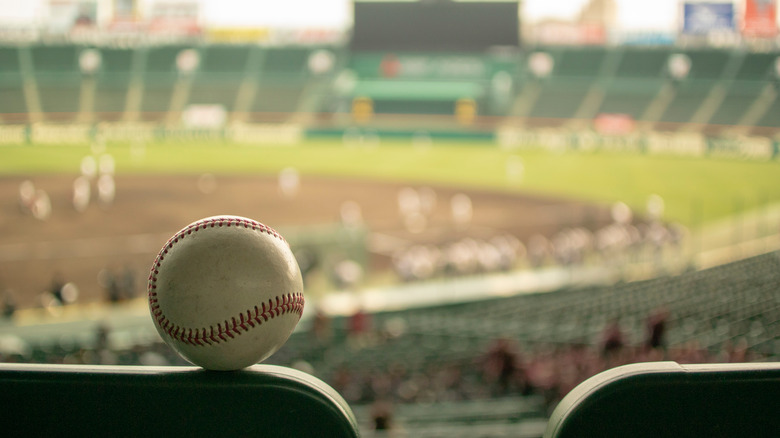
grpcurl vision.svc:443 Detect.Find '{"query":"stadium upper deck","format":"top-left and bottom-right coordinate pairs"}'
top-left (0, 43), bottom-right (778, 139)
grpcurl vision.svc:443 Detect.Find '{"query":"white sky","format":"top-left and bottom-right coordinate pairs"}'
top-left (525, 0), bottom-right (679, 31)
top-left (201, 0), bottom-right (351, 27)
top-left (0, 0), bottom-right (772, 33)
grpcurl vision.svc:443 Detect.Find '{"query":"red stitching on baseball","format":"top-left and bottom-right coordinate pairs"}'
top-left (147, 216), bottom-right (301, 347)
top-left (150, 292), bottom-right (304, 347)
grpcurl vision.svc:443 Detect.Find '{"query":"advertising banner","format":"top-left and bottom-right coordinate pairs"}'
top-left (682, 2), bottom-right (735, 35)
top-left (206, 27), bottom-right (271, 44)
top-left (113, 0), bottom-right (138, 22)
top-left (48, 0), bottom-right (98, 35)
top-left (148, 1), bottom-right (201, 37)
top-left (531, 23), bottom-right (607, 46)
top-left (742, 0), bottom-right (777, 38)
top-left (617, 31), bottom-right (676, 46)
top-left (594, 113), bottom-right (635, 136)
top-left (353, 54), bottom-right (489, 80)
top-left (107, 0), bottom-right (147, 38)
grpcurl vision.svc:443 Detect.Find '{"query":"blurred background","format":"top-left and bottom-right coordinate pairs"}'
top-left (1, 1), bottom-right (779, 436)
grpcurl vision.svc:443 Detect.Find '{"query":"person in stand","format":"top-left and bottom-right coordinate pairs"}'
top-left (645, 306), bottom-right (669, 354)
top-left (371, 398), bottom-right (394, 432)
top-left (601, 318), bottom-right (625, 363)
top-left (483, 337), bottom-right (527, 396)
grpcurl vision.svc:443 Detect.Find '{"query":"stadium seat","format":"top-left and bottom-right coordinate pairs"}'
top-left (544, 361), bottom-right (780, 438)
top-left (613, 48), bottom-right (671, 78)
top-left (598, 78), bottom-right (664, 120)
top-left (709, 81), bottom-right (766, 127)
top-left (0, 46), bottom-right (27, 117)
top-left (247, 48), bottom-right (313, 118)
top-left (94, 48), bottom-right (135, 118)
top-left (555, 47), bottom-right (608, 77)
top-left (29, 45), bottom-right (82, 118)
top-left (138, 45), bottom-right (193, 120)
top-left (685, 49), bottom-right (732, 80)
top-left (187, 45), bottom-right (251, 111)
top-left (0, 362), bottom-right (359, 437)
top-left (658, 80), bottom-right (713, 126)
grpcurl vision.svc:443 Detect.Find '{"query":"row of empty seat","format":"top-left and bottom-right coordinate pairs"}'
top-left (519, 47), bottom-right (779, 130)
top-left (0, 44), bottom-right (334, 122)
top-left (1, 44), bottom-right (777, 132)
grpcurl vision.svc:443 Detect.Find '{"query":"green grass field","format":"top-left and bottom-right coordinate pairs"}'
top-left (2, 139), bottom-right (779, 227)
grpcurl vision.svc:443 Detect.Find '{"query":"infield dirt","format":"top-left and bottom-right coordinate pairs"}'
top-left (1, 174), bottom-right (614, 309)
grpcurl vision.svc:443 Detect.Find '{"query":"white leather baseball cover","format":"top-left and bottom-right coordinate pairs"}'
top-left (148, 215), bottom-right (304, 371)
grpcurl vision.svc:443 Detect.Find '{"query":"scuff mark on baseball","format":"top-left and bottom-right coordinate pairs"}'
top-left (148, 215), bottom-right (304, 371)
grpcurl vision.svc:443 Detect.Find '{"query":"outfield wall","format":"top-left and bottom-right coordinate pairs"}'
top-left (496, 127), bottom-right (780, 161)
top-left (0, 122), bottom-right (304, 145)
top-left (2, 122), bottom-right (778, 162)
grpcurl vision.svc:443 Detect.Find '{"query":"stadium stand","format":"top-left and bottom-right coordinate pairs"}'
top-left (347, 55), bottom-right (482, 117)
top-left (138, 45), bottom-right (192, 121)
top-left (248, 48), bottom-right (315, 119)
top-left (4, 250), bottom-right (777, 436)
top-left (188, 45), bottom-right (251, 112)
top-left (597, 48), bottom-right (669, 120)
top-left (613, 48), bottom-right (672, 78)
top-left (0, 46), bottom-right (27, 119)
top-left (525, 47), bottom-right (609, 123)
top-left (657, 79), bottom-right (715, 128)
top-left (553, 47), bottom-right (609, 77)
top-left (263, 47), bottom-right (313, 75)
top-left (527, 76), bottom-right (591, 122)
top-left (0, 41), bottom-right (777, 138)
top-left (30, 45), bottom-right (82, 120)
top-left (709, 78), bottom-right (765, 127)
top-left (720, 51), bottom-right (780, 133)
top-left (598, 78), bottom-right (664, 121)
top-left (735, 52), bottom-right (778, 80)
top-left (93, 48), bottom-right (135, 120)
top-left (685, 49), bottom-right (733, 80)
top-left (756, 92), bottom-right (780, 130)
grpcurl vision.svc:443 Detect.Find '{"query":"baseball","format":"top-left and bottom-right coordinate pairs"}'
top-left (148, 215), bottom-right (305, 371)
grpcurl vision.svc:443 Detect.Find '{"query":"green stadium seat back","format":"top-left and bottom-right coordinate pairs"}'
top-left (0, 363), bottom-right (359, 437)
top-left (614, 49), bottom-right (671, 78)
top-left (200, 46), bottom-right (252, 74)
top-left (686, 49), bottom-right (731, 80)
top-left (30, 45), bottom-right (79, 72)
top-left (734, 53), bottom-right (777, 80)
top-left (263, 48), bottom-right (310, 77)
top-left (94, 49), bottom-right (135, 116)
top-left (544, 361), bottom-right (780, 438)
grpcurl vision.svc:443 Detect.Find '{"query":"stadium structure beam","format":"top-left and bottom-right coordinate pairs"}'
top-left (17, 47), bottom-right (42, 123)
top-left (638, 82), bottom-right (677, 131)
top-left (506, 81), bottom-right (542, 127)
top-left (567, 49), bottom-right (624, 129)
top-left (733, 83), bottom-right (778, 135)
top-left (231, 46), bottom-right (267, 123)
top-left (291, 50), bottom-right (345, 126)
top-left (683, 51), bottom-right (746, 132)
top-left (77, 76), bottom-right (96, 124)
top-left (123, 48), bottom-right (147, 123)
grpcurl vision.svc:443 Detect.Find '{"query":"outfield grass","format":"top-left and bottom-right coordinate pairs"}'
top-left (2, 139), bottom-right (779, 227)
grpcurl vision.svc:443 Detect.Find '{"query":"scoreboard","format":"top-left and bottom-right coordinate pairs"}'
top-left (351, 0), bottom-right (520, 52)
